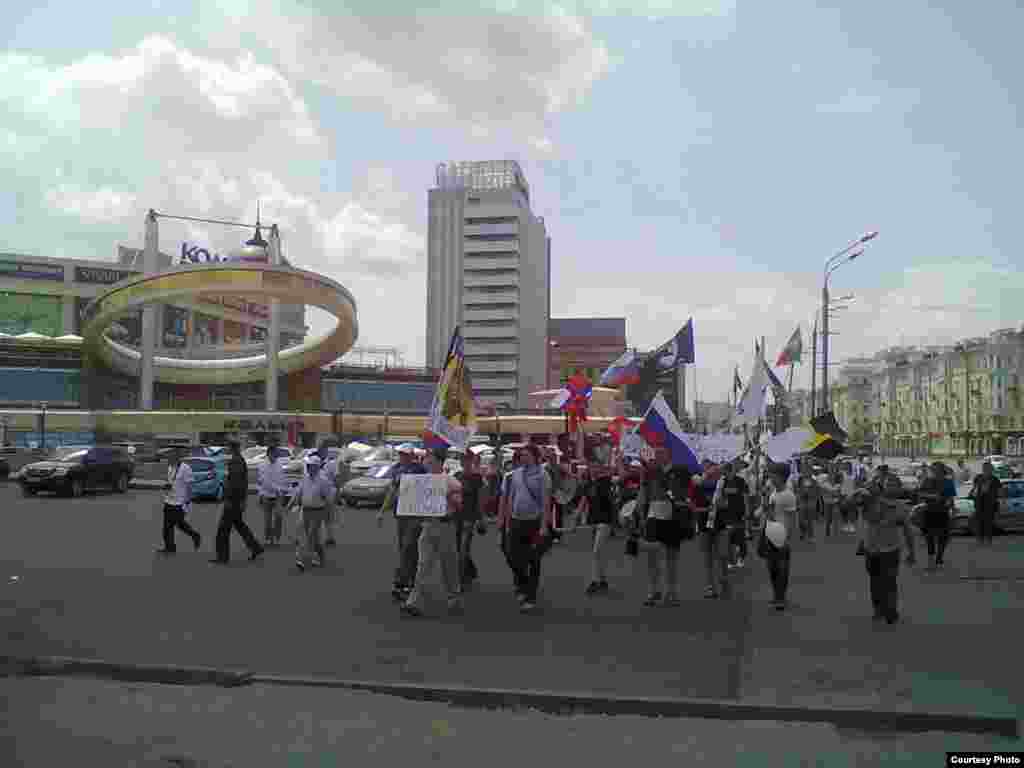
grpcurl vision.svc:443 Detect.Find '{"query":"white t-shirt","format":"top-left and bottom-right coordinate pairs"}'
top-left (165, 462), bottom-right (193, 506)
top-left (769, 488), bottom-right (797, 535)
top-left (299, 473), bottom-right (334, 509)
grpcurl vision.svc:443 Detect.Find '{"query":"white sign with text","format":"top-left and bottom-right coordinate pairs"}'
top-left (396, 474), bottom-right (451, 518)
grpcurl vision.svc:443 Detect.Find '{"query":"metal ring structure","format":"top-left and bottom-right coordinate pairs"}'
top-left (81, 264), bottom-right (358, 385)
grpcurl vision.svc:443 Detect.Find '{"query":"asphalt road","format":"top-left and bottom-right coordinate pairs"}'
top-left (0, 484), bottom-right (753, 701)
top-left (3, 481), bottom-right (1022, 722)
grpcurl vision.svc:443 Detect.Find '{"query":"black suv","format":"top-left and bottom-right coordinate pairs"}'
top-left (20, 445), bottom-right (135, 498)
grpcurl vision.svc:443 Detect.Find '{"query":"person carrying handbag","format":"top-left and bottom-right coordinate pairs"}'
top-left (760, 464), bottom-right (797, 611)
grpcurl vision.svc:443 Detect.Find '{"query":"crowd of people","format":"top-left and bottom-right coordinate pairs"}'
top-left (155, 434), bottom-right (1007, 627)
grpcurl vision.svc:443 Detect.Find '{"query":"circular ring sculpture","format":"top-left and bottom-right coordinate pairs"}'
top-left (81, 264), bottom-right (358, 385)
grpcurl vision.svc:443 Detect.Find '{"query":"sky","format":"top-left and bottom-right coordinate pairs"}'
top-left (1, 0), bottom-right (1021, 413)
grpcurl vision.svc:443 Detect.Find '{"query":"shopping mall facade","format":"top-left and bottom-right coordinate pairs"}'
top-left (0, 220), bottom-right (620, 450)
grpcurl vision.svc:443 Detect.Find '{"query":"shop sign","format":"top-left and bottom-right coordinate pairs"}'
top-left (74, 266), bottom-right (139, 285)
top-left (224, 419), bottom-right (303, 432)
top-left (180, 242), bottom-right (228, 265)
top-left (0, 259), bottom-right (64, 281)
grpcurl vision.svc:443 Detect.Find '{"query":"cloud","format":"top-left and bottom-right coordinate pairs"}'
top-left (247, 2), bottom-right (612, 151)
top-left (0, 37), bottom-right (428, 362)
top-left (554, 258), bottom-right (1019, 413)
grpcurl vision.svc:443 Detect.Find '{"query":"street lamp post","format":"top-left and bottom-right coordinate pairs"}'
top-left (821, 231), bottom-right (877, 415)
top-left (40, 401), bottom-right (48, 453)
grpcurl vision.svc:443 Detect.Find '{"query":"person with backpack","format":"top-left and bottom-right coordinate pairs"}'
top-left (710, 461), bottom-right (749, 593)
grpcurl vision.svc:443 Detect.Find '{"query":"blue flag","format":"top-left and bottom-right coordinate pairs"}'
top-left (651, 318), bottom-right (695, 371)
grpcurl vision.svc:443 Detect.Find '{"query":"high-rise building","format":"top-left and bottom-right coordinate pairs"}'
top-left (426, 160), bottom-right (550, 410)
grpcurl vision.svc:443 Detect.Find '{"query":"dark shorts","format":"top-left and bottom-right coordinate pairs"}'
top-left (644, 517), bottom-right (683, 550)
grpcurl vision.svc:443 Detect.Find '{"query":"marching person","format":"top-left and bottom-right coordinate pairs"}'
top-left (918, 461), bottom-right (954, 570)
top-left (502, 443), bottom-right (553, 613)
top-left (763, 464), bottom-right (797, 611)
top-left (636, 446), bottom-right (689, 607)
top-left (157, 446), bottom-right (201, 554)
top-left (316, 441), bottom-right (340, 548)
top-left (454, 450), bottom-right (485, 589)
top-left (379, 444), bottom-right (428, 602)
top-left (711, 461), bottom-right (749, 590)
top-left (794, 459), bottom-right (821, 542)
top-left (820, 468), bottom-right (842, 538)
top-left (583, 462), bottom-right (616, 595)
top-left (970, 461), bottom-right (1001, 546)
top-left (211, 441), bottom-right (263, 564)
top-left (855, 473), bottom-right (917, 624)
top-left (401, 447), bottom-right (464, 618)
top-left (691, 463), bottom-right (717, 599)
top-left (291, 455), bottom-right (335, 571)
top-left (258, 445), bottom-right (288, 547)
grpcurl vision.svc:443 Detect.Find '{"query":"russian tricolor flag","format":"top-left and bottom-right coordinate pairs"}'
top-left (599, 350), bottom-right (641, 387)
top-left (637, 392), bottom-right (701, 473)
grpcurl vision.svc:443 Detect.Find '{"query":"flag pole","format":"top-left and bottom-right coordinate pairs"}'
top-left (631, 389), bottom-right (661, 435)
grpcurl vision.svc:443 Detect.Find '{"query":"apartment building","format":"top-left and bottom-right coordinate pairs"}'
top-left (826, 328), bottom-right (1024, 457)
top-left (425, 161), bottom-right (550, 410)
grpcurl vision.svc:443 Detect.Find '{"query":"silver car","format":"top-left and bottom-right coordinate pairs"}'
top-left (341, 462), bottom-right (398, 507)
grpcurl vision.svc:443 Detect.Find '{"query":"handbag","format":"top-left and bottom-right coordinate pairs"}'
top-left (756, 515), bottom-right (777, 559)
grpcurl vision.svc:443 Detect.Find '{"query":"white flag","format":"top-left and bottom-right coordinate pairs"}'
top-left (733, 352), bottom-right (769, 427)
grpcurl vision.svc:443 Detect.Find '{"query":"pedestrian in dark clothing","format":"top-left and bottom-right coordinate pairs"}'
top-left (971, 462), bottom-right (1002, 545)
top-left (211, 441), bottom-right (263, 564)
top-left (455, 451), bottom-right (486, 588)
top-left (919, 462), bottom-right (954, 569)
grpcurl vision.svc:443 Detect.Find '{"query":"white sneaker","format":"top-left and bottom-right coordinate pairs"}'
top-left (737, 558), bottom-right (745, 568)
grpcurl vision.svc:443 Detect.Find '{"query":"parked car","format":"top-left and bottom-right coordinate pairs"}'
top-left (349, 445), bottom-right (398, 477)
top-left (341, 462), bottom-right (399, 507)
top-left (20, 445), bottom-right (134, 498)
top-left (183, 454), bottom-right (228, 502)
top-left (951, 478), bottom-right (1024, 535)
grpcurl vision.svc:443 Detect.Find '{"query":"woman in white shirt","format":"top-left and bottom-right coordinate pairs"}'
top-left (158, 447), bottom-right (201, 554)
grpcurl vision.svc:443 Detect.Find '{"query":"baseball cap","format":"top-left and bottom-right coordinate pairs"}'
top-left (304, 455), bottom-right (322, 467)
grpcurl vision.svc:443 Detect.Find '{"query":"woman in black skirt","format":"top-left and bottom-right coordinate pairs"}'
top-left (585, 463), bottom-right (617, 594)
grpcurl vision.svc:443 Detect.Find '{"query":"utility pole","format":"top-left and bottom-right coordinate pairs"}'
top-left (811, 314), bottom-right (818, 419)
top-left (821, 282), bottom-right (830, 415)
top-left (963, 345), bottom-right (971, 458)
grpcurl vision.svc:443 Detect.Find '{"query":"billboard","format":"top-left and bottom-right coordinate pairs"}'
top-left (74, 266), bottom-right (139, 285)
top-left (0, 258), bottom-right (64, 281)
top-left (0, 293), bottom-right (63, 336)
top-left (163, 306), bottom-right (188, 348)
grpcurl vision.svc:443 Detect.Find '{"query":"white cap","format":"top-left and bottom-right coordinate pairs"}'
top-left (304, 455), bottom-right (322, 467)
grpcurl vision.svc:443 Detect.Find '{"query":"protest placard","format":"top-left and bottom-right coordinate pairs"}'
top-left (396, 474), bottom-right (451, 517)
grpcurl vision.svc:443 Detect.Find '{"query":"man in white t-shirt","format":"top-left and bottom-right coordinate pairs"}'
top-left (764, 465), bottom-right (797, 610)
top-left (157, 447), bottom-right (201, 554)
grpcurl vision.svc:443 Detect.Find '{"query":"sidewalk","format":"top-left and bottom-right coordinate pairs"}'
top-left (4, 677), bottom-right (1018, 767)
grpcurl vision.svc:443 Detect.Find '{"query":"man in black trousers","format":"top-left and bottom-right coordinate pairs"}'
top-left (211, 441), bottom-right (263, 564)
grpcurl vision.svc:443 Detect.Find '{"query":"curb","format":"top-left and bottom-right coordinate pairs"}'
top-left (3, 655), bottom-right (1017, 738)
top-left (2, 656), bottom-right (252, 688)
